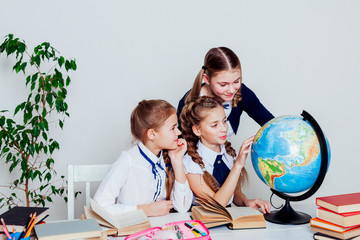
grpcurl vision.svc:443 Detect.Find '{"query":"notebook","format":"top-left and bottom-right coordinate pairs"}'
top-left (34, 219), bottom-right (102, 240)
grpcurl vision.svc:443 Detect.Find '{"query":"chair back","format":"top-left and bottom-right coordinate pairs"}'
top-left (67, 164), bottom-right (111, 220)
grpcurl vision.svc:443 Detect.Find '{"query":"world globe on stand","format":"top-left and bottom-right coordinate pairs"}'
top-left (251, 111), bottom-right (331, 224)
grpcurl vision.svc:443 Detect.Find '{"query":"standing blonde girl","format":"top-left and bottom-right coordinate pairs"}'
top-left (180, 96), bottom-right (270, 213)
top-left (178, 47), bottom-right (274, 138)
top-left (94, 99), bottom-right (193, 216)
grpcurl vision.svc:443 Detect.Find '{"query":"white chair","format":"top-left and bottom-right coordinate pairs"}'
top-left (67, 164), bottom-right (111, 220)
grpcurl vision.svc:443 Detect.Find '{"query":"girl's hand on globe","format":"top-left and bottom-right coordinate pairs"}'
top-left (235, 136), bottom-right (255, 168)
top-left (245, 198), bottom-right (271, 214)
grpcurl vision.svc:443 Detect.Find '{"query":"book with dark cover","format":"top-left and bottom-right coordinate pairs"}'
top-left (311, 225), bottom-right (360, 240)
top-left (313, 232), bottom-right (360, 240)
top-left (0, 206), bottom-right (49, 232)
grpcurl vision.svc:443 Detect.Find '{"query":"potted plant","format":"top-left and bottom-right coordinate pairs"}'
top-left (0, 34), bottom-right (78, 207)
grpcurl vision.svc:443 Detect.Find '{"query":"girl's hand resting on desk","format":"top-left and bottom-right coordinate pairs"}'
top-left (245, 198), bottom-right (271, 214)
top-left (138, 200), bottom-right (173, 217)
top-left (234, 136), bottom-right (254, 168)
top-left (168, 138), bottom-right (187, 166)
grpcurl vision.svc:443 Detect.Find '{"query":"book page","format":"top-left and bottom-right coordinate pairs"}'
top-left (84, 206), bottom-right (114, 229)
top-left (89, 198), bottom-right (148, 230)
top-left (195, 193), bottom-right (232, 220)
top-left (226, 206), bottom-right (262, 220)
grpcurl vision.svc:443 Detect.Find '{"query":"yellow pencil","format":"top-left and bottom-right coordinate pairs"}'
top-left (24, 216), bottom-right (37, 238)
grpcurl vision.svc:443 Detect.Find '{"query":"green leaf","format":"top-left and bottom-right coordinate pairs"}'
top-left (34, 55), bottom-right (40, 66)
top-left (0, 116), bottom-right (5, 126)
top-left (32, 72), bottom-right (38, 83)
top-left (58, 56), bottom-right (64, 68)
top-left (6, 153), bottom-right (12, 162)
top-left (65, 60), bottom-right (71, 71)
top-left (26, 75), bottom-right (31, 85)
top-left (32, 126), bottom-right (40, 137)
top-left (59, 120), bottom-right (63, 129)
top-left (46, 93), bottom-right (53, 105)
top-left (35, 94), bottom-right (40, 103)
top-left (14, 104), bottom-right (21, 116)
top-left (66, 76), bottom-right (71, 86)
top-left (42, 131), bottom-right (47, 141)
top-left (70, 59), bottom-right (77, 70)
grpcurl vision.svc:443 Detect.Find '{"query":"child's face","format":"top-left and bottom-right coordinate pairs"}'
top-left (206, 69), bottom-right (241, 102)
top-left (153, 113), bottom-right (181, 150)
top-left (195, 106), bottom-right (228, 152)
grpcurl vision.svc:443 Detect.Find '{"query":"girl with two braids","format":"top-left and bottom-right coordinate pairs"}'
top-left (94, 99), bottom-right (193, 217)
top-left (180, 96), bottom-right (271, 214)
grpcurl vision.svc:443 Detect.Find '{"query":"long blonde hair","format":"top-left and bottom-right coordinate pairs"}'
top-left (185, 47), bottom-right (243, 107)
top-left (130, 99), bottom-right (175, 200)
top-left (180, 96), bottom-right (247, 193)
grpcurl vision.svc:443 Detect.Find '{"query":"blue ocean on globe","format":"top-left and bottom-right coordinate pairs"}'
top-left (251, 115), bottom-right (330, 194)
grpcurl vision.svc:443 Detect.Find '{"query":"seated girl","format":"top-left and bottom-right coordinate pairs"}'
top-left (180, 96), bottom-right (270, 214)
top-left (94, 99), bottom-right (193, 216)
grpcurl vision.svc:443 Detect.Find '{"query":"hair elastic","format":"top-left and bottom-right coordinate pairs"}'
top-left (202, 66), bottom-right (207, 71)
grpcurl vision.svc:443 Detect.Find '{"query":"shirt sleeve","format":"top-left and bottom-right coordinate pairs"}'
top-left (183, 154), bottom-right (203, 175)
top-left (93, 151), bottom-right (137, 215)
top-left (171, 179), bottom-right (193, 213)
top-left (241, 84), bottom-right (274, 126)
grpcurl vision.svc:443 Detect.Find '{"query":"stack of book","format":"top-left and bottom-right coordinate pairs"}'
top-left (311, 192), bottom-right (360, 240)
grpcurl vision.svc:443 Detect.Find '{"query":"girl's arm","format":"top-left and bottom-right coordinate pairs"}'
top-left (93, 152), bottom-right (136, 215)
top-left (168, 139), bottom-right (193, 212)
top-left (187, 136), bottom-right (253, 207)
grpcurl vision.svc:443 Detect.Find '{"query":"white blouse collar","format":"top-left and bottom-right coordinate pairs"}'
top-left (197, 140), bottom-right (226, 167)
top-left (138, 141), bottom-right (163, 165)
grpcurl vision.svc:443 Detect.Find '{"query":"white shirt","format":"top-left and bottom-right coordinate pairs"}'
top-left (222, 100), bottom-right (234, 137)
top-left (93, 142), bottom-right (193, 215)
top-left (182, 141), bottom-right (234, 205)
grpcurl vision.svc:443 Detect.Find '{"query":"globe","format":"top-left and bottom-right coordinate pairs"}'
top-left (251, 115), bottom-right (331, 194)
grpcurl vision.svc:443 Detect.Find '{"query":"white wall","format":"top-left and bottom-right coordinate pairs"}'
top-left (0, 0), bottom-right (359, 220)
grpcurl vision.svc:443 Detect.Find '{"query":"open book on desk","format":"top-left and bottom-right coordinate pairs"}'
top-left (191, 194), bottom-right (266, 230)
top-left (87, 198), bottom-right (151, 236)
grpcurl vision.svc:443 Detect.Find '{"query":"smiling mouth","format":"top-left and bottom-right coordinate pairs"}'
top-left (220, 135), bottom-right (227, 140)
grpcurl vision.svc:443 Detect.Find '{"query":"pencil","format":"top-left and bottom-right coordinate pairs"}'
top-left (18, 213), bottom-right (33, 240)
top-left (1, 226), bottom-right (11, 239)
top-left (1, 218), bottom-right (11, 239)
top-left (24, 216), bottom-right (37, 238)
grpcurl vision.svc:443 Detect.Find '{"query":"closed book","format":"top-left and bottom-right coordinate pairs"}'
top-left (191, 193), bottom-right (266, 230)
top-left (316, 193), bottom-right (360, 214)
top-left (313, 232), bottom-right (360, 240)
top-left (311, 218), bottom-right (360, 233)
top-left (317, 207), bottom-right (360, 228)
top-left (311, 225), bottom-right (360, 240)
top-left (34, 219), bottom-right (102, 240)
top-left (0, 206), bottom-right (49, 232)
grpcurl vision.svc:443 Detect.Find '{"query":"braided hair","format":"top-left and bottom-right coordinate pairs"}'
top-left (180, 96), bottom-right (247, 193)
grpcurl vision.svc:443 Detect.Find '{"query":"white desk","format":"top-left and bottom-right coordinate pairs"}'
top-left (116, 202), bottom-right (316, 240)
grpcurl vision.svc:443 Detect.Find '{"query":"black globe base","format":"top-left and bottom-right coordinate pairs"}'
top-left (265, 199), bottom-right (311, 225)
